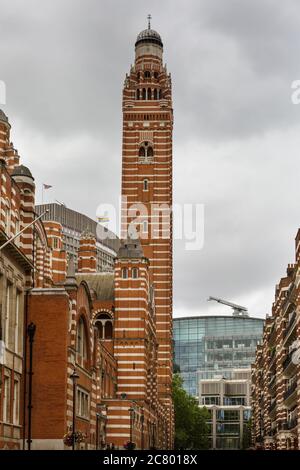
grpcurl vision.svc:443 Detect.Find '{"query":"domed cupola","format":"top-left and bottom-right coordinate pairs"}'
top-left (135, 15), bottom-right (163, 61)
top-left (135, 27), bottom-right (163, 48)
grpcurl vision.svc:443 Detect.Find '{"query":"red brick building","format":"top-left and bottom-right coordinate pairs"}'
top-left (252, 230), bottom-right (300, 450)
top-left (121, 21), bottom-right (174, 446)
top-left (0, 21), bottom-right (174, 450)
top-left (0, 109), bottom-right (53, 449)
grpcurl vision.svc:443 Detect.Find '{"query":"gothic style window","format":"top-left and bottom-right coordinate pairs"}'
top-left (144, 71), bottom-right (151, 79)
top-left (159, 89), bottom-right (162, 99)
top-left (136, 89), bottom-right (140, 100)
top-left (147, 88), bottom-right (152, 100)
top-left (122, 267), bottom-right (128, 279)
top-left (153, 89), bottom-right (158, 100)
top-left (142, 88), bottom-right (146, 100)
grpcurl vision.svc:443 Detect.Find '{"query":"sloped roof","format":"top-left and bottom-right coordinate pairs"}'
top-left (76, 272), bottom-right (114, 301)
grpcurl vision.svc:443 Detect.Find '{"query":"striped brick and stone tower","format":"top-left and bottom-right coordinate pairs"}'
top-left (121, 18), bottom-right (174, 446)
top-left (78, 229), bottom-right (97, 273)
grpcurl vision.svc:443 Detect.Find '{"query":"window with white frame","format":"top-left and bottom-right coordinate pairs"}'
top-left (3, 375), bottom-right (10, 423)
top-left (132, 267), bottom-right (138, 279)
top-left (13, 379), bottom-right (20, 425)
top-left (76, 388), bottom-right (90, 419)
top-left (14, 290), bottom-right (21, 354)
top-left (5, 281), bottom-right (12, 346)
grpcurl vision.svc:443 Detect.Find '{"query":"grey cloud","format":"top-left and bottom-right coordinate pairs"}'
top-left (1, 0), bottom-right (300, 319)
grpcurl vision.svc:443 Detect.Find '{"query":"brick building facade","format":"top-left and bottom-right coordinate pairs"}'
top-left (121, 22), bottom-right (174, 446)
top-left (252, 230), bottom-right (300, 450)
top-left (0, 21), bottom-right (174, 450)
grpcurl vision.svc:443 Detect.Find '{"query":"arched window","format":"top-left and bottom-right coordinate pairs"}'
top-left (122, 267), bottom-right (128, 279)
top-left (153, 89), bottom-right (158, 100)
top-left (154, 71), bottom-right (158, 79)
top-left (143, 179), bottom-right (149, 191)
top-left (147, 88), bottom-right (152, 100)
top-left (138, 142), bottom-right (154, 163)
top-left (159, 89), bottom-right (162, 100)
top-left (95, 312), bottom-right (113, 340)
top-left (76, 316), bottom-right (87, 359)
top-left (142, 88), bottom-right (146, 100)
top-left (136, 89), bottom-right (140, 100)
top-left (144, 71), bottom-right (151, 79)
top-left (132, 268), bottom-right (138, 279)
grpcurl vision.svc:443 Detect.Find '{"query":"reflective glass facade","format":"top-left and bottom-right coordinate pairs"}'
top-left (173, 315), bottom-right (264, 396)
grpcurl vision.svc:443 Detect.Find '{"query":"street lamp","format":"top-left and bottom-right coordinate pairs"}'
top-left (141, 408), bottom-right (144, 450)
top-left (151, 421), bottom-right (156, 450)
top-left (70, 368), bottom-right (79, 451)
top-left (27, 322), bottom-right (36, 451)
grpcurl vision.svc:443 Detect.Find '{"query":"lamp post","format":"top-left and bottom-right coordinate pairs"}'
top-left (27, 322), bottom-right (36, 450)
top-left (128, 406), bottom-right (136, 449)
top-left (151, 421), bottom-right (156, 450)
top-left (70, 368), bottom-right (79, 451)
top-left (141, 408), bottom-right (144, 450)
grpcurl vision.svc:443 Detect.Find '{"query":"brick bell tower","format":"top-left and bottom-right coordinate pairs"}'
top-left (121, 17), bottom-right (174, 446)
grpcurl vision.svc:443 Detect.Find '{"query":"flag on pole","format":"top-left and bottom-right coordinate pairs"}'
top-left (43, 184), bottom-right (52, 189)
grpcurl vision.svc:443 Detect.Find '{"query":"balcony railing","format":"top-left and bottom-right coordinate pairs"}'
top-left (283, 353), bottom-right (293, 371)
top-left (268, 375), bottom-right (276, 390)
top-left (269, 401), bottom-right (276, 413)
top-left (287, 417), bottom-right (298, 430)
top-left (284, 381), bottom-right (297, 401)
top-left (284, 311), bottom-right (297, 339)
top-left (269, 348), bottom-right (276, 363)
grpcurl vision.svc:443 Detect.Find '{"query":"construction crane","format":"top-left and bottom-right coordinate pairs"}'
top-left (208, 296), bottom-right (249, 317)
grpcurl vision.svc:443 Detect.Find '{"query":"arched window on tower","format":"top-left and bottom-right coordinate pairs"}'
top-left (147, 88), bottom-right (152, 100)
top-left (159, 89), bottom-right (162, 100)
top-left (132, 268), bottom-right (139, 279)
top-left (122, 267), bottom-right (128, 279)
top-left (138, 142), bottom-right (154, 164)
top-left (76, 316), bottom-right (87, 359)
top-left (144, 70), bottom-right (151, 79)
top-left (143, 179), bottom-right (149, 191)
top-left (153, 89), bottom-right (158, 100)
top-left (136, 89), bottom-right (140, 100)
top-left (142, 88), bottom-right (147, 100)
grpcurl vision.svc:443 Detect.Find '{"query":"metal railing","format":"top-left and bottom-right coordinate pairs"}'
top-left (284, 381), bottom-right (297, 401)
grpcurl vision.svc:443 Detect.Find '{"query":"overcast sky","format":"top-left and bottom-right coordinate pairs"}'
top-left (1, 0), bottom-right (300, 319)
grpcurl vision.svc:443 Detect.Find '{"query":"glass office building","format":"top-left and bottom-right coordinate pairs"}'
top-left (173, 315), bottom-right (264, 396)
